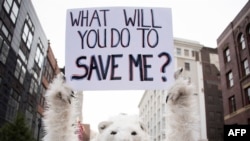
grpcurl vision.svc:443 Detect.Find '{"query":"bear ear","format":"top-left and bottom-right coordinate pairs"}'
top-left (174, 67), bottom-right (183, 80)
top-left (98, 121), bottom-right (113, 133)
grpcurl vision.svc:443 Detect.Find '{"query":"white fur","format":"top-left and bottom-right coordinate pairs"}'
top-left (91, 114), bottom-right (150, 141)
top-left (42, 68), bottom-right (200, 141)
top-left (42, 73), bottom-right (78, 141)
top-left (165, 68), bottom-right (200, 141)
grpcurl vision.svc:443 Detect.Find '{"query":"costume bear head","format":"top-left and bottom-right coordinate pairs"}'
top-left (91, 114), bottom-right (150, 141)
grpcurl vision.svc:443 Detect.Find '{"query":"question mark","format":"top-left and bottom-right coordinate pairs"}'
top-left (158, 52), bottom-right (171, 82)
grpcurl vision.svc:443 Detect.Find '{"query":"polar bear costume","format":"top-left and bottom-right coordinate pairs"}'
top-left (165, 68), bottom-right (200, 141)
top-left (42, 74), bottom-right (78, 141)
top-left (91, 114), bottom-right (150, 141)
top-left (42, 68), bottom-right (200, 141)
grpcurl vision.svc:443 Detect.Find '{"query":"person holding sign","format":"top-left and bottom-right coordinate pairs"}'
top-left (42, 7), bottom-right (200, 141)
top-left (42, 69), bottom-right (200, 141)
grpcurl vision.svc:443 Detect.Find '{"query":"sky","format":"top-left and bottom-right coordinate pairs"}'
top-left (32, 0), bottom-right (249, 131)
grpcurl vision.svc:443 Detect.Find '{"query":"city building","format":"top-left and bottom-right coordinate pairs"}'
top-left (139, 38), bottom-right (208, 141)
top-left (0, 0), bottom-right (60, 140)
top-left (37, 42), bottom-right (61, 140)
top-left (139, 39), bottom-right (224, 141)
top-left (200, 47), bottom-right (224, 141)
top-left (217, 1), bottom-right (250, 125)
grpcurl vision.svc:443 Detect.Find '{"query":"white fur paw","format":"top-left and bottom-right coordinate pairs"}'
top-left (166, 68), bottom-right (193, 104)
top-left (46, 73), bottom-right (75, 105)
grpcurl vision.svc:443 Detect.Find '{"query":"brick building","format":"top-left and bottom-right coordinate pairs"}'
top-left (37, 41), bottom-right (60, 140)
top-left (217, 1), bottom-right (250, 124)
top-left (0, 0), bottom-right (60, 140)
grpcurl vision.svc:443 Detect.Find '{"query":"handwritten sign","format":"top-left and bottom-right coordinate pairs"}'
top-left (65, 7), bottom-right (174, 90)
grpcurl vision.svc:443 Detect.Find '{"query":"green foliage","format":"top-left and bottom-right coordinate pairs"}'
top-left (0, 114), bottom-right (35, 141)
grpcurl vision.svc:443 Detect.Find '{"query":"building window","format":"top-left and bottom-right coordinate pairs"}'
top-left (0, 20), bottom-right (12, 42)
top-left (162, 117), bottom-right (166, 129)
top-left (0, 35), bottom-right (10, 64)
top-left (29, 78), bottom-right (38, 94)
top-left (176, 48), bottom-right (181, 55)
top-left (227, 71), bottom-right (234, 87)
top-left (153, 126), bottom-right (156, 136)
top-left (192, 50), bottom-right (196, 57)
top-left (224, 47), bottom-right (231, 62)
top-left (22, 14), bottom-right (34, 49)
top-left (3, 0), bottom-right (20, 24)
top-left (40, 85), bottom-right (46, 107)
top-left (157, 121), bottom-right (161, 133)
top-left (245, 87), bottom-right (250, 105)
top-left (248, 26), bottom-right (250, 45)
top-left (238, 33), bottom-right (246, 50)
top-left (184, 49), bottom-right (189, 56)
top-left (229, 96), bottom-right (236, 113)
top-left (43, 59), bottom-right (55, 83)
top-left (18, 48), bottom-right (28, 64)
top-left (184, 62), bottom-right (190, 71)
top-left (5, 89), bottom-right (20, 122)
top-left (35, 39), bottom-right (44, 68)
top-left (14, 58), bottom-right (26, 84)
top-left (161, 104), bottom-right (165, 114)
top-left (242, 59), bottom-right (250, 76)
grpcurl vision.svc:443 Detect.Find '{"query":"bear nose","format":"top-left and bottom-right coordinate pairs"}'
top-left (131, 131), bottom-right (137, 136)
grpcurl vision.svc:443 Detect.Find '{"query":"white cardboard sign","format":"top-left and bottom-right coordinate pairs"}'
top-left (65, 7), bottom-right (174, 90)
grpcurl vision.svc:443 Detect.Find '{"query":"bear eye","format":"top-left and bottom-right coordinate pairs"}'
top-left (110, 131), bottom-right (117, 135)
top-left (131, 131), bottom-right (137, 136)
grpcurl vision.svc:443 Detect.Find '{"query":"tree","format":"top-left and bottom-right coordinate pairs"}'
top-left (0, 114), bottom-right (35, 141)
